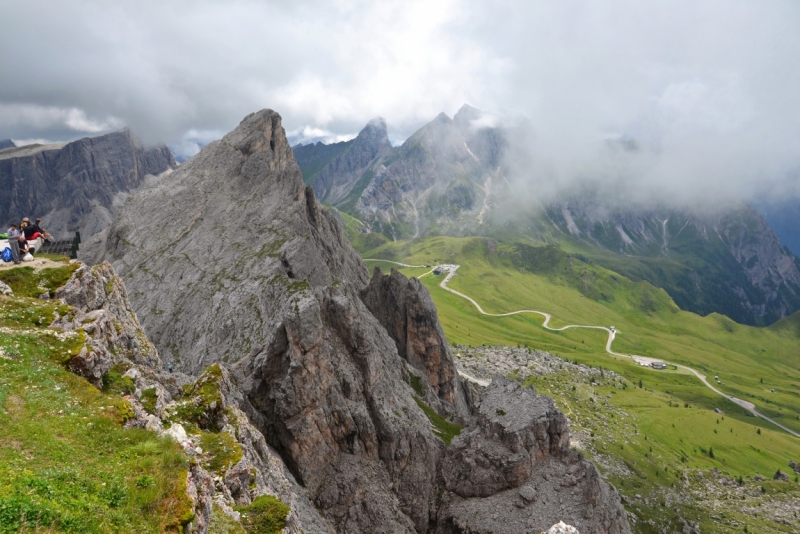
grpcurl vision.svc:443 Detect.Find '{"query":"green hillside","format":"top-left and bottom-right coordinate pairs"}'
top-left (361, 235), bottom-right (800, 531)
top-left (361, 235), bottom-right (800, 433)
top-left (770, 310), bottom-right (800, 338)
top-left (0, 266), bottom-right (195, 532)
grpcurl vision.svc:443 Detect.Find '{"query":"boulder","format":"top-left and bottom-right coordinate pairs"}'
top-left (774, 469), bottom-right (790, 482)
top-left (548, 522), bottom-right (579, 534)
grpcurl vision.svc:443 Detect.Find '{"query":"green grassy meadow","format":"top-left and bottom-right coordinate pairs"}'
top-left (0, 268), bottom-right (194, 533)
top-left (360, 234), bottom-right (800, 531)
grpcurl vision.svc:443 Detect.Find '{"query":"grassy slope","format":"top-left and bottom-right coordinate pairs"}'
top-left (0, 266), bottom-right (266, 533)
top-left (520, 367), bottom-right (800, 532)
top-left (0, 267), bottom-right (194, 533)
top-left (360, 235), bottom-right (800, 530)
top-left (549, 211), bottom-right (800, 327)
top-left (362, 235), bottom-right (800, 434)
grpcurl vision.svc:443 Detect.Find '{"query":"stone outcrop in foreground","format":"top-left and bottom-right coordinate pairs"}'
top-left (82, 109), bottom-right (631, 533)
top-left (51, 262), bottom-right (331, 533)
top-left (438, 378), bottom-right (628, 533)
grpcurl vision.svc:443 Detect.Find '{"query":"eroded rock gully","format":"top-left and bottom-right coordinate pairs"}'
top-left (77, 109), bottom-right (631, 533)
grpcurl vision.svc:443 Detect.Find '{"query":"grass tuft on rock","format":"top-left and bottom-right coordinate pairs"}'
top-left (102, 363), bottom-right (135, 396)
top-left (140, 387), bottom-right (158, 415)
top-left (413, 397), bottom-right (463, 445)
top-left (0, 264), bottom-right (80, 299)
top-left (200, 432), bottom-right (243, 476)
top-left (235, 495), bottom-right (290, 534)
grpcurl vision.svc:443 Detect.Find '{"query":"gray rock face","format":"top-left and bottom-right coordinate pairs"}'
top-left (83, 109), bottom-right (631, 534)
top-left (0, 139), bottom-right (15, 150)
top-left (361, 266), bottom-right (470, 421)
top-left (293, 139), bottom-right (354, 185)
top-left (453, 104), bottom-right (507, 171)
top-left (441, 379), bottom-right (569, 498)
top-left (234, 280), bottom-right (442, 533)
top-left (312, 117), bottom-right (392, 206)
top-left (356, 110), bottom-right (498, 239)
top-left (299, 105), bottom-right (504, 240)
top-left (0, 129), bottom-right (175, 239)
top-left (52, 262), bottom-right (161, 386)
top-left (82, 110), bottom-right (369, 374)
top-left (437, 378), bottom-right (631, 534)
top-left (549, 200), bottom-right (800, 325)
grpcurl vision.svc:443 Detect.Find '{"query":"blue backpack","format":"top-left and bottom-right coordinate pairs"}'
top-left (1, 247), bottom-right (11, 262)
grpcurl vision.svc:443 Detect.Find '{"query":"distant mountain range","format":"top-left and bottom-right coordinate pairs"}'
top-left (294, 105), bottom-right (800, 326)
top-left (0, 139), bottom-right (15, 150)
top-left (294, 105), bottom-right (505, 239)
top-left (0, 129), bottom-right (175, 239)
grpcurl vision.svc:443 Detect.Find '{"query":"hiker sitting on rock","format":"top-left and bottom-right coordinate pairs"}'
top-left (18, 234), bottom-right (33, 259)
top-left (6, 223), bottom-right (21, 264)
top-left (22, 217), bottom-right (44, 241)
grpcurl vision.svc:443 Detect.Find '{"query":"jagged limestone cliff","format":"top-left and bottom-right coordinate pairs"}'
top-left (547, 200), bottom-right (800, 325)
top-left (0, 129), bottom-right (175, 239)
top-left (83, 109), bottom-right (631, 533)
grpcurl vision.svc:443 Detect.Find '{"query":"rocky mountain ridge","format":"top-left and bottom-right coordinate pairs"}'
top-left (295, 107), bottom-right (800, 325)
top-left (0, 129), bottom-right (175, 239)
top-left (83, 108), bottom-right (630, 533)
top-left (295, 104), bottom-right (505, 239)
top-left (547, 199), bottom-right (800, 325)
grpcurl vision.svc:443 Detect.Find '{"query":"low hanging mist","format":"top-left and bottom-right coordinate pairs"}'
top-left (1, 0), bottom-right (798, 209)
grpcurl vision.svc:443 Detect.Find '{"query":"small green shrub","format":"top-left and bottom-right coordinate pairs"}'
top-left (235, 495), bottom-right (290, 534)
top-left (135, 475), bottom-right (156, 489)
top-left (103, 363), bottom-right (135, 395)
top-left (141, 387), bottom-right (158, 415)
top-left (200, 432), bottom-right (243, 475)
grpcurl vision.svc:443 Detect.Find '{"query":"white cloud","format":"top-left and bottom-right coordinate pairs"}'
top-left (0, 104), bottom-right (123, 134)
top-left (286, 125), bottom-right (356, 146)
top-left (0, 0), bottom-right (798, 206)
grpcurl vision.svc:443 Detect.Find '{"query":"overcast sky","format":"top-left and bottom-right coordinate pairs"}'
top-left (1, 0), bottom-right (799, 205)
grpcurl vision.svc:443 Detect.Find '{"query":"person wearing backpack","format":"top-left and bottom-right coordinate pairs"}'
top-left (6, 223), bottom-right (21, 264)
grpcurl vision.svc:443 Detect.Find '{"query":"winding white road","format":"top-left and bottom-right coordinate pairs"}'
top-left (364, 261), bottom-right (800, 439)
top-left (362, 259), bottom-right (429, 269)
